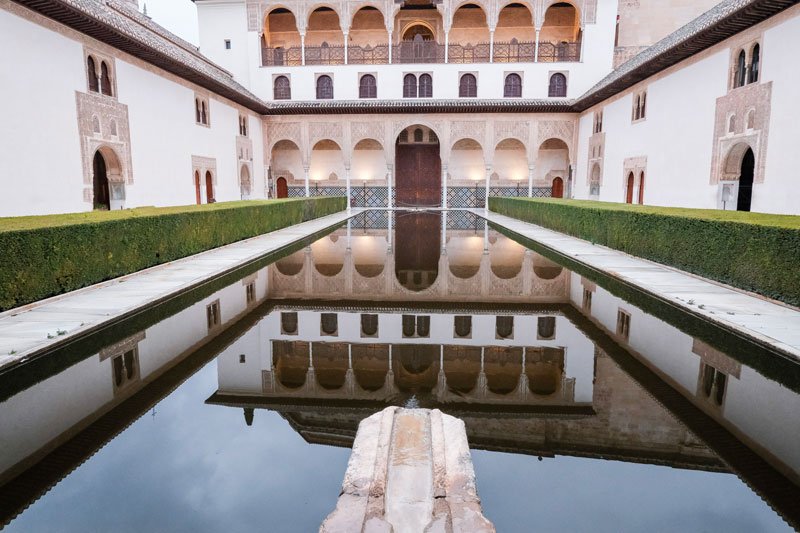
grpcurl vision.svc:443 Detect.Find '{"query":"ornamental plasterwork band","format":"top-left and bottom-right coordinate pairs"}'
top-left (245, 0), bottom-right (596, 32)
top-left (192, 156), bottom-right (218, 185)
top-left (537, 120), bottom-right (574, 152)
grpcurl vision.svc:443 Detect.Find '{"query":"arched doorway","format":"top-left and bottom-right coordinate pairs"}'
top-left (395, 125), bottom-right (441, 208)
top-left (240, 166), bottom-right (251, 200)
top-left (276, 177), bottom-right (288, 198)
top-left (194, 171), bottom-right (201, 204)
top-left (92, 151), bottom-right (110, 210)
top-left (205, 171), bottom-right (215, 203)
top-left (551, 177), bottom-right (564, 198)
top-left (625, 172), bottom-right (634, 204)
top-left (737, 148), bottom-right (755, 212)
top-left (638, 171), bottom-right (645, 205)
top-left (395, 211), bottom-right (440, 291)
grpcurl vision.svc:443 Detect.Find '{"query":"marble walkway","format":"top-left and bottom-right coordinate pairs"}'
top-left (0, 210), bottom-right (356, 370)
top-left (475, 209), bottom-right (800, 361)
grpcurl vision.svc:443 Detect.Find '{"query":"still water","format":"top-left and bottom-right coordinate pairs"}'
top-left (1, 211), bottom-right (798, 532)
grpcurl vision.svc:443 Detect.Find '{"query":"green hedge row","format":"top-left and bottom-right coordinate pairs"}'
top-left (489, 197), bottom-right (800, 306)
top-left (0, 198), bottom-right (345, 311)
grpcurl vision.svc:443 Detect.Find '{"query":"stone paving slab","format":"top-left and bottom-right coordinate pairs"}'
top-left (0, 210), bottom-right (355, 369)
top-left (476, 209), bottom-right (800, 360)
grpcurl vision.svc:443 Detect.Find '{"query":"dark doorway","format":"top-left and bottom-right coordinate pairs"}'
top-left (395, 211), bottom-right (440, 291)
top-left (737, 148), bottom-right (755, 212)
top-left (194, 171), bottom-right (202, 204)
top-left (395, 127), bottom-right (441, 208)
top-left (276, 177), bottom-right (288, 198)
top-left (551, 177), bottom-right (564, 198)
top-left (205, 171), bottom-right (215, 203)
top-left (625, 172), bottom-right (634, 204)
top-left (638, 172), bottom-right (645, 205)
top-left (92, 151), bottom-right (110, 210)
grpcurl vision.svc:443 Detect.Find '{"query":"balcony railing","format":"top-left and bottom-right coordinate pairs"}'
top-left (261, 40), bottom-right (580, 66)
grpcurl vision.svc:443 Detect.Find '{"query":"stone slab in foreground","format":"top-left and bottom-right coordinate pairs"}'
top-left (321, 407), bottom-right (494, 533)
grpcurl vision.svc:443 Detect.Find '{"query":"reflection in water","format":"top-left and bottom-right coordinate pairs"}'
top-left (0, 211), bottom-right (798, 531)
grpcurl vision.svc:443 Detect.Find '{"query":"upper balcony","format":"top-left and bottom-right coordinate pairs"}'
top-left (260, 2), bottom-right (583, 67)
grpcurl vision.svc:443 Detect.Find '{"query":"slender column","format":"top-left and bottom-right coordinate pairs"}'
top-left (304, 165), bottom-right (310, 197)
top-left (534, 29), bottom-right (540, 62)
top-left (301, 33), bottom-right (306, 66)
top-left (345, 165), bottom-right (352, 212)
top-left (441, 211), bottom-right (447, 254)
top-left (484, 166), bottom-right (492, 212)
top-left (489, 30), bottom-right (495, 63)
top-left (483, 222), bottom-right (489, 252)
top-left (387, 164), bottom-right (394, 209)
top-left (348, 344), bottom-right (353, 368)
top-left (444, 31), bottom-right (449, 64)
top-left (579, 26), bottom-right (585, 62)
top-left (527, 163), bottom-right (535, 197)
top-left (388, 30), bottom-right (393, 64)
top-left (441, 164), bottom-right (448, 209)
top-left (347, 219), bottom-right (352, 248)
top-left (344, 32), bottom-right (349, 64)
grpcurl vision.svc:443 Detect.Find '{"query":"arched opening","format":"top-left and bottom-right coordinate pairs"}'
top-left (87, 56), bottom-right (99, 93)
top-left (352, 234), bottom-right (388, 277)
top-left (485, 347), bottom-right (522, 394)
top-left (263, 8), bottom-right (301, 66)
top-left (398, 15), bottom-right (440, 64)
top-left (402, 24), bottom-right (435, 41)
top-left (273, 75), bottom-right (291, 100)
top-left (310, 139), bottom-right (344, 188)
top-left (625, 171), bottom-right (634, 204)
top-left (271, 140), bottom-right (303, 196)
top-left (313, 343), bottom-right (348, 390)
top-left (494, 3), bottom-right (535, 62)
top-left (749, 43), bottom-right (760, 84)
top-left (738, 148), bottom-right (755, 212)
top-left (352, 344), bottom-right (389, 391)
top-left (395, 125), bottom-right (441, 207)
top-left (526, 348), bottom-right (564, 396)
top-left (548, 72), bottom-right (567, 97)
top-left (403, 73), bottom-right (417, 98)
top-left (194, 170), bottom-right (201, 204)
top-left (395, 212), bottom-right (441, 291)
top-left (537, 138), bottom-right (569, 192)
top-left (537, 316), bottom-right (556, 339)
top-left (419, 73), bottom-right (433, 97)
top-left (92, 151), bottom-right (111, 210)
top-left (551, 176), bottom-right (564, 198)
top-left (276, 176), bottom-right (288, 198)
top-left (352, 139), bottom-right (387, 197)
top-left (540, 2), bottom-right (581, 62)
top-left (493, 138), bottom-right (528, 185)
top-left (350, 7), bottom-right (388, 63)
top-left (447, 234), bottom-right (483, 278)
top-left (533, 254), bottom-right (563, 279)
top-left (273, 341), bottom-right (309, 389)
top-left (311, 233), bottom-right (346, 276)
top-left (735, 49), bottom-right (747, 88)
top-left (359, 74), bottom-right (377, 98)
top-left (504, 73), bottom-right (522, 97)
top-left (281, 312), bottom-right (298, 335)
top-left (638, 171), bottom-right (645, 205)
top-left (444, 345), bottom-right (481, 393)
top-left (100, 61), bottom-right (112, 96)
top-left (240, 166), bottom-right (252, 200)
top-left (450, 138), bottom-right (485, 194)
top-left (449, 4), bottom-right (489, 63)
top-left (306, 7), bottom-right (344, 65)
top-left (458, 73), bottom-right (478, 97)
top-left (316, 74), bottom-right (334, 99)
top-left (490, 235), bottom-right (525, 278)
top-left (205, 171), bottom-right (215, 203)
top-left (275, 249), bottom-right (304, 276)
top-left (394, 344), bottom-right (439, 393)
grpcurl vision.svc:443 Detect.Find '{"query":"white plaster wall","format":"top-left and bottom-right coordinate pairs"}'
top-left (196, 0), bottom-right (252, 87)
top-left (0, 9), bottom-right (86, 216)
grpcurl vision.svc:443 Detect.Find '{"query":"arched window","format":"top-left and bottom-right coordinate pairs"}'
top-left (640, 92), bottom-right (646, 118)
top-left (321, 313), bottom-right (338, 335)
top-left (316, 75), bottom-right (333, 99)
top-left (87, 56), bottom-right (99, 93)
top-left (413, 128), bottom-right (424, 142)
top-left (735, 50), bottom-right (747, 88)
top-left (638, 171), bottom-right (645, 204)
top-left (548, 73), bottom-right (567, 97)
top-left (746, 110), bottom-right (755, 130)
top-left (496, 316), bottom-right (514, 339)
top-left (402, 315), bottom-right (416, 337)
top-left (100, 61), bottom-right (112, 96)
top-left (728, 115), bottom-right (736, 134)
top-left (634, 95), bottom-right (641, 120)
top-left (359, 74), bottom-right (377, 99)
top-left (110, 119), bottom-right (118, 137)
top-left (749, 43), bottom-right (760, 84)
top-left (454, 316), bottom-right (472, 338)
top-left (274, 76), bottom-right (291, 100)
top-left (459, 73), bottom-right (477, 97)
top-left (416, 316), bottom-right (430, 337)
top-left (200, 101), bottom-right (208, 125)
top-left (537, 317), bottom-right (556, 340)
top-left (399, 129), bottom-right (409, 143)
top-left (419, 74), bottom-right (433, 98)
top-left (403, 74), bottom-right (417, 98)
top-left (281, 312), bottom-right (298, 334)
top-left (504, 73), bottom-right (522, 97)
top-left (361, 314), bottom-right (378, 337)
top-left (195, 99), bottom-right (201, 123)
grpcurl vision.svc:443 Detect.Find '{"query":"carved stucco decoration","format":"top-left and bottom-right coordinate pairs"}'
top-left (450, 121), bottom-right (486, 144)
top-left (268, 122), bottom-right (302, 149)
top-left (536, 120), bottom-right (574, 151)
top-left (309, 122), bottom-right (344, 147)
top-left (351, 121), bottom-right (386, 146)
top-left (192, 155), bottom-right (218, 185)
top-left (494, 121), bottom-right (530, 145)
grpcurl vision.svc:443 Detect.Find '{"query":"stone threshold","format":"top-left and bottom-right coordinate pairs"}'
top-left (475, 209), bottom-right (800, 361)
top-left (0, 210), bottom-right (357, 371)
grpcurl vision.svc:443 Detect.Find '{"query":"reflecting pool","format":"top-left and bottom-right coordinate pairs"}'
top-left (1, 211), bottom-right (798, 532)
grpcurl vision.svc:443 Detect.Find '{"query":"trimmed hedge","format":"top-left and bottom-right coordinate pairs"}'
top-left (0, 198), bottom-right (345, 311)
top-left (489, 197), bottom-right (800, 306)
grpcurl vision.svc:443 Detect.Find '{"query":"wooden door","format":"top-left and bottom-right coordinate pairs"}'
top-left (194, 172), bottom-right (201, 204)
top-left (205, 172), bottom-right (215, 203)
top-left (551, 177), bottom-right (564, 198)
top-left (395, 144), bottom-right (441, 208)
top-left (395, 212), bottom-right (440, 291)
top-left (276, 177), bottom-right (288, 198)
top-left (625, 173), bottom-right (634, 204)
top-left (638, 172), bottom-right (645, 204)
